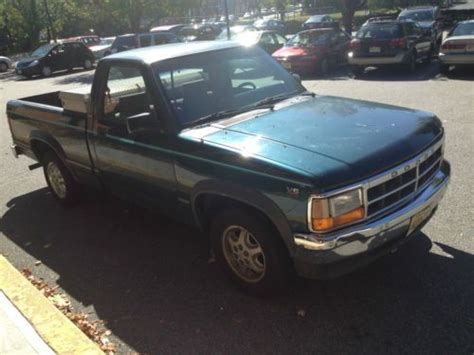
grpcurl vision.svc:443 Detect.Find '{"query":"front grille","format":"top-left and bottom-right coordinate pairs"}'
top-left (367, 145), bottom-right (443, 217)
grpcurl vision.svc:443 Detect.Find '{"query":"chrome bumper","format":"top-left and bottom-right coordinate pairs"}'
top-left (439, 52), bottom-right (474, 65)
top-left (294, 163), bottom-right (450, 253)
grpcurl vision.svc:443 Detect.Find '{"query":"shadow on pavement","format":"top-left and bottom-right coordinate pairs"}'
top-left (1, 188), bottom-right (473, 353)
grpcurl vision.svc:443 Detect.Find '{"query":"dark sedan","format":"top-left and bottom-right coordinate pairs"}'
top-left (273, 28), bottom-right (351, 75)
top-left (220, 30), bottom-right (287, 54)
top-left (253, 19), bottom-right (286, 34)
top-left (302, 15), bottom-right (338, 30)
top-left (15, 42), bottom-right (94, 78)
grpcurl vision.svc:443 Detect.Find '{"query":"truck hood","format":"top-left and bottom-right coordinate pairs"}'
top-left (181, 95), bottom-right (443, 191)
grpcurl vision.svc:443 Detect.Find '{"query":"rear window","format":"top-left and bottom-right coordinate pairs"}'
top-left (356, 24), bottom-right (403, 39)
top-left (451, 22), bottom-right (474, 36)
top-left (399, 10), bottom-right (434, 22)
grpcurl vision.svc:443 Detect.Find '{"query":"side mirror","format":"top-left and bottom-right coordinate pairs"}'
top-left (292, 73), bottom-right (301, 83)
top-left (126, 111), bottom-right (160, 135)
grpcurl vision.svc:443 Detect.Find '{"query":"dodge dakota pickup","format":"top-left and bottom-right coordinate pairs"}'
top-left (7, 41), bottom-right (450, 295)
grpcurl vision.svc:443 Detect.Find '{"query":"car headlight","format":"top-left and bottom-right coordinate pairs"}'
top-left (309, 188), bottom-right (365, 232)
top-left (28, 60), bottom-right (39, 67)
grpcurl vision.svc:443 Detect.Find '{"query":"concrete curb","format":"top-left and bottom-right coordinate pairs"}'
top-left (0, 256), bottom-right (103, 354)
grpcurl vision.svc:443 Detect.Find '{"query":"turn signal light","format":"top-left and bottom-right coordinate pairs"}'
top-left (311, 207), bottom-right (365, 232)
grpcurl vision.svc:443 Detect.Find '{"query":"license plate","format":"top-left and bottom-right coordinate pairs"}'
top-left (282, 62), bottom-right (292, 70)
top-left (369, 47), bottom-right (381, 53)
top-left (467, 44), bottom-right (474, 51)
top-left (408, 207), bottom-right (433, 235)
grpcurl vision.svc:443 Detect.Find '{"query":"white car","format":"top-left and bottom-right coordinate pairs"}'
top-left (439, 20), bottom-right (474, 73)
top-left (89, 37), bottom-right (116, 59)
top-left (0, 56), bottom-right (12, 72)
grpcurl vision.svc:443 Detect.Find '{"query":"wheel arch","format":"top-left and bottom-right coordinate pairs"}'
top-left (29, 131), bottom-right (67, 164)
top-left (191, 180), bottom-right (296, 255)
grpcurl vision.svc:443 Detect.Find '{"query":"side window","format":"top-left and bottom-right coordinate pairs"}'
top-left (260, 33), bottom-right (275, 44)
top-left (139, 34), bottom-right (152, 47)
top-left (273, 33), bottom-right (287, 45)
top-left (153, 34), bottom-right (167, 45)
top-left (101, 65), bottom-right (153, 135)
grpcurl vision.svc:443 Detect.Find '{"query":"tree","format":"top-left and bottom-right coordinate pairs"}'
top-left (338, 0), bottom-right (367, 34)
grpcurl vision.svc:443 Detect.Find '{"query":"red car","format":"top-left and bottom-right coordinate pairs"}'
top-left (272, 28), bottom-right (351, 75)
top-left (64, 35), bottom-right (101, 48)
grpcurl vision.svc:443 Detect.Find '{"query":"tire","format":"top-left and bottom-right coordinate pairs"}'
top-left (318, 58), bottom-right (329, 76)
top-left (42, 66), bottom-right (52, 77)
top-left (42, 151), bottom-right (80, 207)
top-left (405, 51), bottom-right (416, 73)
top-left (351, 66), bottom-right (364, 77)
top-left (0, 62), bottom-right (8, 72)
top-left (440, 63), bottom-right (450, 75)
top-left (83, 59), bottom-right (93, 70)
top-left (210, 208), bottom-right (293, 296)
top-left (424, 47), bottom-right (433, 64)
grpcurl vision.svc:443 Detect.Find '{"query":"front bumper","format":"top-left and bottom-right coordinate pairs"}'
top-left (293, 160), bottom-right (450, 279)
top-left (348, 51), bottom-right (407, 66)
top-left (15, 65), bottom-right (41, 76)
top-left (439, 52), bottom-right (474, 65)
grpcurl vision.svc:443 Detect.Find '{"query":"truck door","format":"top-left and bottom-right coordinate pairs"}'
top-left (89, 62), bottom-right (178, 213)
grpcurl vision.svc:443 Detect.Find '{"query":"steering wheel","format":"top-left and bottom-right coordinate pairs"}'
top-left (237, 82), bottom-right (257, 90)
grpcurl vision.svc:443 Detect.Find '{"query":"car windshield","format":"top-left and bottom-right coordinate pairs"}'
top-left (216, 26), bottom-right (256, 40)
top-left (307, 15), bottom-right (325, 23)
top-left (31, 44), bottom-right (55, 57)
top-left (254, 19), bottom-right (268, 26)
top-left (399, 10), bottom-right (434, 22)
top-left (451, 22), bottom-right (474, 36)
top-left (153, 46), bottom-right (304, 128)
top-left (286, 31), bottom-right (331, 47)
top-left (356, 24), bottom-right (403, 39)
top-left (99, 38), bottom-right (114, 46)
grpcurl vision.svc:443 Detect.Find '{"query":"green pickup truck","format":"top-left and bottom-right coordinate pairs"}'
top-left (7, 42), bottom-right (450, 295)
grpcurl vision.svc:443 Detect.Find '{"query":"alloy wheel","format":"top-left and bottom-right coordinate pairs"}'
top-left (46, 161), bottom-right (67, 199)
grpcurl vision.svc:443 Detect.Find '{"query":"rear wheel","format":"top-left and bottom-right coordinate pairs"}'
top-left (0, 62), bottom-right (8, 72)
top-left (42, 66), bottom-right (52, 77)
top-left (405, 51), bottom-right (416, 73)
top-left (318, 58), bottom-right (329, 76)
top-left (351, 66), bottom-right (365, 77)
top-left (42, 152), bottom-right (80, 207)
top-left (210, 208), bottom-right (293, 296)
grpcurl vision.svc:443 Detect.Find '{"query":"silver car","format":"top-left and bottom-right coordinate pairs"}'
top-left (0, 56), bottom-right (12, 72)
top-left (439, 20), bottom-right (474, 73)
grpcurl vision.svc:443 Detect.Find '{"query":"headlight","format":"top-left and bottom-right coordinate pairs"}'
top-left (28, 60), bottom-right (39, 67)
top-left (309, 188), bottom-right (365, 232)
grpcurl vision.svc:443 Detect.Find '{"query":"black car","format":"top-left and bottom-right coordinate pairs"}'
top-left (106, 32), bottom-right (178, 56)
top-left (302, 15), bottom-right (338, 30)
top-left (178, 24), bottom-right (221, 42)
top-left (253, 19), bottom-right (286, 34)
top-left (397, 6), bottom-right (444, 45)
top-left (15, 42), bottom-right (94, 78)
top-left (348, 20), bottom-right (433, 75)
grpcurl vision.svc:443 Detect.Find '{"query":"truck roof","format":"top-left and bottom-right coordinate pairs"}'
top-left (105, 41), bottom-right (241, 65)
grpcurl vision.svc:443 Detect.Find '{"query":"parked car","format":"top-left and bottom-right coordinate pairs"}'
top-left (302, 15), bottom-right (338, 30)
top-left (64, 35), bottom-right (101, 48)
top-left (89, 37), bottom-right (115, 59)
top-left (273, 28), bottom-right (351, 75)
top-left (348, 20), bottom-right (433, 75)
top-left (150, 24), bottom-right (186, 35)
top-left (106, 32), bottom-right (178, 56)
top-left (216, 25), bottom-right (257, 40)
top-left (397, 6), bottom-right (444, 45)
top-left (178, 24), bottom-right (221, 41)
top-left (7, 41), bottom-right (450, 295)
top-left (15, 42), bottom-right (94, 78)
top-left (254, 19), bottom-right (286, 34)
top-left (439, 20), bottom-right (474, 74)
top-left (229, 30), bottom-right (287, 54)
top-left (0, 56), bottom-right (12, 72)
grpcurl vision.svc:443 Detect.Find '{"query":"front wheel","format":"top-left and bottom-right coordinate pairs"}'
top-left (210, 208), bottom-right (293, 296)
top-left (405, 52), bottom-right (416, 73)
top-left (42, 152), bottom-right (80, 207)
top-left (318, 58), bottom-right (329, 76)
top-left (440, 63), bottom-right (450, 75)
top-left (0, 62), bottom-right (8, 72)
top-left (42, 66), bottom-right (52, 77)
top-left (83, 59), bottom-right (93, 70)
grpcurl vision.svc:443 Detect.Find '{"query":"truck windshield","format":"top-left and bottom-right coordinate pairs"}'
top-left (153, 46), bottom-right (304, 128)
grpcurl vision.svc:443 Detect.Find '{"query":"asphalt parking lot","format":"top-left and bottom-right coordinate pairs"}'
top-left (0, 62), bottom-right (473, 353)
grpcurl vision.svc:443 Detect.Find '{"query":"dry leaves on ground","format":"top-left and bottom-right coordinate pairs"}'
top-left (21, 268), bottom-right (116, 354)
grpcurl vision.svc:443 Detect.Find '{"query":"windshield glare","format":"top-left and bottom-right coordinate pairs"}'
top-left (399, 10), bottom-right (433, 22)
top-left (287, 31), bottom-right (331, 47)
top-left (32, 44), bottom-right (55, 57)
top-left (452, 22), bottom-right (474, 36)
top-left (154, 46), bottom-right (304, 127)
